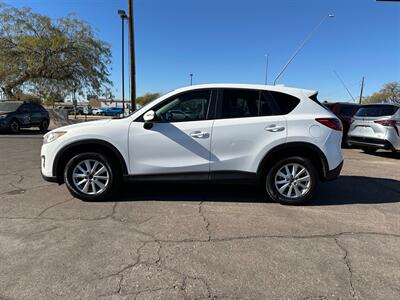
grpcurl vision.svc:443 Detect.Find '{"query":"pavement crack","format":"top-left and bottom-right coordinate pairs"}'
top-left (199, 201), bottom-right (211, 241)
top-left (37, 198), bottom-right (74, 217)
top-left (334, 238), bottom-right (357, 300)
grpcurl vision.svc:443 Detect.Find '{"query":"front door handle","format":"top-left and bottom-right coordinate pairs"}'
top-left (265, 125), bottom-right (285, 132)
top-left (190, 131), bottom-right (209, 138)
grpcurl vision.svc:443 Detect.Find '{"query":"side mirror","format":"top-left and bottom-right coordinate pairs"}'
top-left (143, 110), bottom-right (155, 129)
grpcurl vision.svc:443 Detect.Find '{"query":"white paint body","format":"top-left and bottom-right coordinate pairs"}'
top-left (41, 84), bottom-right (343, 179)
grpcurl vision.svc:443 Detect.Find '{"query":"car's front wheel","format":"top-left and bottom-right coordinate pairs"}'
top-left (64, 152), bottom-right (120, 201)
top-left (264, 156), bottom-right (318, 205)
top-left (361, 147), bottom-right (377, 154)
top-left (9, 119), bottom-right (20, 134)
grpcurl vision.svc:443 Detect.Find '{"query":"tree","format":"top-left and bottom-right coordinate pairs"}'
top-left (0, 3), bottom-right (112, 100)
top-left (136, 92), bottom-right (161, 106)
top-left (363, 81), bottom-right (400, 104)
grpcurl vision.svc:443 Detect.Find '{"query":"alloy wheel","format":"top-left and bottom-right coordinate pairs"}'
top-left (72, 159), bottom-right (110, 195)
top-left (274, 163), bottom-right (311, 199)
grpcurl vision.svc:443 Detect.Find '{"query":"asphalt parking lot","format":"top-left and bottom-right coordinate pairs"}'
top-left (0, 135), bottom-right (399, 300)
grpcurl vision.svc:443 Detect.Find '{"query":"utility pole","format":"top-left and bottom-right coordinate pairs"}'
top-left (264, 54), bottom-right (269, 85)
top-left (118, 10), bottom-right (127, 115)
top-left (359, 76), bottom-right (365, 104)
top-left (127, 0), bottom-right (136, 112)
top-left (190, 73), bottom-right (193, 86)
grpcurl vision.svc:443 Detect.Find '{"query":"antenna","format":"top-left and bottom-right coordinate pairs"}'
top-left (333, 70), bottom-right (355, 101)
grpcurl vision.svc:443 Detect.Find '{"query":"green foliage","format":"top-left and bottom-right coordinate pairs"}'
top-left (0, 3), bottom-right (112, 100)
top-left (362, 81), bottom-right (400, 104)
top-left (136, 93), bottom-right (161, 106)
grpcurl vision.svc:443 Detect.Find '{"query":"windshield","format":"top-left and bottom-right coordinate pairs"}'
top-left (355, 105), bottom-right (399, 117)
top-left (0, 102), bottom-right (22, 112)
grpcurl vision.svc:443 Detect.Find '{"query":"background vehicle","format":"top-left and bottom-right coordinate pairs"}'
top-left (100, 107), bottom-right (123, 116)
top-left (347, 103), bottom-right (400, 153)
top-left (91, 108), bottom-right (103, 115)
top-left (41, 84), bottom-right (343, 205)
top-left (0, 101), bottom-right (50, 133)
top-left (57, 105), bottom-right (75, 115)
top-left (324, 102), bottom-right (360, 146)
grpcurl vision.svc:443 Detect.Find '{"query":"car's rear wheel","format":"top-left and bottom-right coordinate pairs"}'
top-left (39, 119), bottom-right (49, 132)
top-left (264, 156), bottom-right (318, 205)
top-left (64, 152), bottom-right (120, 201)
top-left (9, 119), bottom-right (20, 134)
top-left (361, 147), bottom-right (377, 154)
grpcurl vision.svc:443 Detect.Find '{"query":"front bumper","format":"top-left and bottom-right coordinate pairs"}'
top-left (347, 136), bottom-right (394, 150)
top-left (41, 170), bottom-right (58, 182)
top-left (0, 120), bottom-right (8, 130)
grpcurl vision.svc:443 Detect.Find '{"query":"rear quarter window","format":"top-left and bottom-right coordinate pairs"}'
top-left (355, 105), bottom-right (399, 117)
top-left (267, 91), bottom-right (300, 114)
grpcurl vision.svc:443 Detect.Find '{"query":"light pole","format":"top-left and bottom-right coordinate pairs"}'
top-left (118, 9), bottom-right (128, 115)
top-left (273, 14), bottom-right (334, 85)
top-left (127, 0), bottom-right (136, 112)
top-left (264, 54), bottom-right (269, 85)
top-left (190, 73), bottom-right (193, 86)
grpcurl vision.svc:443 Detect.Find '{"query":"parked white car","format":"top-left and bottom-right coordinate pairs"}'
top-left (91, 109), bottom-right (103, 115)
top-left (41, 84), bottom-right (343, 204)
top-left (347, 103), bottom-right (400, 153)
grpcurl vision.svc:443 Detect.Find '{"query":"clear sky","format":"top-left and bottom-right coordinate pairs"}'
top-left (3, 0), bottom-right (400, 102)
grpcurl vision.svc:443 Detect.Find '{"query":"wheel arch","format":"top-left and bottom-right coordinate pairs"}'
top-left (53, 139), bottom-right (128, 183)
top-left (257, 142), bottom-right (329, 181)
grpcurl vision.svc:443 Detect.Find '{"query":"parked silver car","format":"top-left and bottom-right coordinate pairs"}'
top-left (347, 103), bottom-right (400, 153)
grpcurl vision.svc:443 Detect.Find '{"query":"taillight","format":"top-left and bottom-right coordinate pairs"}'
top-left (374, 120), bottom-right (398, 127)
top-left (315, 118), bottom-right (343, 131)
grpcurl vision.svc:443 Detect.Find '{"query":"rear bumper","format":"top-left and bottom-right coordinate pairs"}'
top-left (347, 136), bottom-right (394, 150)
top-left (322, 160), bottom-right (343, 182)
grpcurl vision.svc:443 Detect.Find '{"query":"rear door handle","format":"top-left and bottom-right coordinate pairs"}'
top-left (265, 125), bottom-right (285, 132)
top-left (190, 131), bottom-right (209, 138)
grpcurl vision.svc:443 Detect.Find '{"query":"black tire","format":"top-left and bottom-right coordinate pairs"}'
top-left (39, 119), bottom-right (49, 132)
top-left (64, 152), bottom-right (121, 201)
top-left (362, 147), bottom-right (377, 154)
top-left (9, 119), bottom-right (20, 134)
top-left (264, 156), bottom-right (318, 205)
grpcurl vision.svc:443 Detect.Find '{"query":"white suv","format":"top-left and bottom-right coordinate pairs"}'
top-left (41, 84), bottom-right (343, 204)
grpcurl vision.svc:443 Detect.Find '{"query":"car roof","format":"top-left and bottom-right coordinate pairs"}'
top-left (361, 103), bottom-right (400, 107)
top-left (172, 83), bottom-right (317, 97)
top-left (325, 102), bottom-right (360, 106)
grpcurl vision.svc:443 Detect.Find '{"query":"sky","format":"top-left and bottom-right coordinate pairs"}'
top-left (3, 0), bottom-right (400, 102)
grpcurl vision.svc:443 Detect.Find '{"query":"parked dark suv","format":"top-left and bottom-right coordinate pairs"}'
top-left (0, 101), bottom-right (50, 133)
top-left (324, 102), bottom-right (360, 146)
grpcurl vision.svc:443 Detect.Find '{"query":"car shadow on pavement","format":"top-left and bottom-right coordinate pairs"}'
top-left (311, 175), bottom-right (400, 205)
top-left (362, 151), bottom-right (400, 160)
top-left (111, 175), bottom-right (400, 206)
top-left (0, 129), bottom-right (47, 136)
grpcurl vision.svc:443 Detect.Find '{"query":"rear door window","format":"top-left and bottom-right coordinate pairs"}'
top-left (355, 105), bottom-right (399, 117)
top-left (221, 89), bottom-right (260, 119)
top-left (219, 89), bottom-right (298, 119)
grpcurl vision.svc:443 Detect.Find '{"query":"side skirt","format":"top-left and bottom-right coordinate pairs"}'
top-left (123, 171), bottom-right (258, 185)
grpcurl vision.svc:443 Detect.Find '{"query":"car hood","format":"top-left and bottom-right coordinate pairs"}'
top-left (52, 119), bottom-right (112, 132)
top-left (0, 111), bottom-right (12, 115)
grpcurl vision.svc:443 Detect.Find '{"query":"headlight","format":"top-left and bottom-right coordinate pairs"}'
top-left (43, 131), bottom-right (67, 144)
top-left (0, 115), bottom-right (7, 119)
